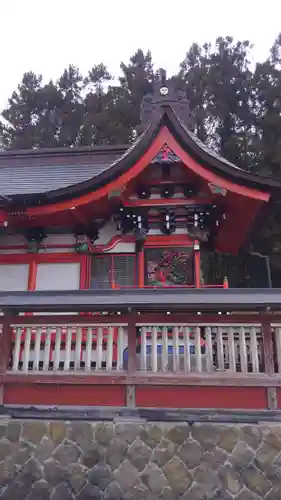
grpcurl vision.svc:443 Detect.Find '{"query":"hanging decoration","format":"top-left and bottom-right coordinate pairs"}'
top-left (185, 204), bottom-right (226, 241)
top-left (74, 224), bottom-right (100, 252)
top-left (160, 212), bottom-right (177, 235)
top-left (161, 185), bottom-right (175, 198)
top-left (137, 186), bottom-right (151, 199)
top-left (183, 183), bottom-right (199, 198)
top-left (75, 233), bottom-right (89, 253)
top-left (115, 206), bottom-right (149, 235)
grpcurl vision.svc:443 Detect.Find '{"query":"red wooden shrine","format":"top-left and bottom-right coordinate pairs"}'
top-left (0, 74), bottom-right (280, 411)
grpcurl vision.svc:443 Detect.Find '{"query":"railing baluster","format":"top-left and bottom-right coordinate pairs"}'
top-left (173, 326), bottom-right (180, 372)
top-left (64, 327), bottom-right (72, 371)
top-left (106, 326), bottom-right (113, 371)
top-left (183, 326), bottom-right (191, 372)
top-left (250, 326), bottom-right (259, 373)
top-left (275, 327), bottom-right (281, 373)
top-left (216, 327), bottom-right (224, 371)
top-left (205, 326), bottom-right (213, 372)
top-left (33, 327), bottom-right (42, 372)
top-left (162, 326), bottom-right (169, 372)
top-left (43, 327), bottom-right (52, 372)
top-left (53, 327), bottom-right (62, 371)
top-left (74, 327), bottom-right (82, 371)
top-left (239, 326), bottom-right (247, 373)
top-left (7, 319), bottom-right (267, 377)
top-left (96, 327), bottom-right (103, 371)
top-left (140, 326), bottom-right (147, 371)
top-left (117, 326), bottom-right (124, 371)
top-left (228, 327), bottom-right (236, 372)
top-left (195, 326), bottom-right (202, 372)
top-left (85, 327), bottom-right (92, 372)
top-left (151, 326), bottom-right (158, 372)
top-left (22, 327), bottom-right (32, 373)
top-left (12, 327), bottom-right (22, 372)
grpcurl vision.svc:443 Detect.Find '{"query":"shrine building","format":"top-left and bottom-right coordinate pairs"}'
top-left (0, 75), bottom-right (281, 411)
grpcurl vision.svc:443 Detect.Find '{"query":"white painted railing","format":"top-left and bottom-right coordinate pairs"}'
top-left (7, 322), bottom-right (265, 374)
top-left (10, 324), bottom-right (128, 373)
top-left (136, 324), bottom-right (264, 373)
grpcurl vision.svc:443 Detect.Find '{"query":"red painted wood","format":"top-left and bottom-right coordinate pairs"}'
top-left (135, 386), bottom-right (267, 409)
top-left (138, 251), bottom-right (145, 288)
top-left (123, 198), bottom-right (209, 208)
top-left (194, 246), bottom-right (201, 288)
top-left (262, 321), bottom-right (275, 376)
top-left (0, 316), bottom-right (13, 373)
top-left (24, 126), bottom-right (269, 219)
top-left (0, 253), bottom-right (85, 265)
top-left (7, 312), bottom-right (275, 326)
top-left (3, 372), bottom-right (278, 387)
top-left (28, 259), bottom-right (37, 291)
top-left (4, 384), bottom-right (125, 406)
top-left (26, 132), bottom-right (165, 216)
top-left (79, 256), bottom-right (88, 289)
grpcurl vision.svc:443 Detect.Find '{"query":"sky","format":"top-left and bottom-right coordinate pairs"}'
top-left (1, 0), bottom-right (281, 111)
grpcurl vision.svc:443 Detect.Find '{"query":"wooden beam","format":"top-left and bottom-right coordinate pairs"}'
top-left (262, 320), bottom-right (275, 375)
top-left (2, 372), bottom-right (281, 387)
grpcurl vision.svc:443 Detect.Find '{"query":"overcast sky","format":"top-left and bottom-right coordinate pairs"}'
top-left (1, 0), bottom-right (281, 110)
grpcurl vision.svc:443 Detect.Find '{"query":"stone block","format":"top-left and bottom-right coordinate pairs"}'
top-left (67, 422), bottom-right (94, 449)
top-left (114, 459), bottom-right (139, 493)
top-left (242, 464), bottom-right (272, 497)
top-left (88, 464), bottom-right (113, 491)
top-left (151, 438), bottom-right (176, 468)
top-left (177, 438), bottom-right (203, 468)
top-left (105, 437), bottom-right (128, 470)
top-left (21, 421), bottom-right (47, 445)
top-left (52, 440), bottom-right (80, 465)
top-left (94, 423), bottom-right (114, 445)
top-left (48, 422), bottom-right (66, 446)
top-left (81, 441), bottom-right (105, 468)
top-left (141, 462), bottom-right (168, 494)
top-left (163, 456), bottom-right (192, 495)
top-left (127, 438), bottom-right (152, 471)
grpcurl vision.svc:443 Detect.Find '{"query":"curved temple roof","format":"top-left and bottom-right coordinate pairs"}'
top-left (0, 101), bottom-right (280, 204)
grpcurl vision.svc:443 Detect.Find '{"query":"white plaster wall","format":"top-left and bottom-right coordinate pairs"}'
top-left (106, 242), bottom-right (135, 253)
top-left (0, 233), bottom-right (76, 254)
top-left (0, 264), bottom-right (29, 291)
top-left (40, 233), bottom-right (76, 253)
top-left (36, 262), bottom-right (80, 290)
top-left (0, 234), bottom-right (26, 254)
top-left (95, 221), bottom-right (121, 246)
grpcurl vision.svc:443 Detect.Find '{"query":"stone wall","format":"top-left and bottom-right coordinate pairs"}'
top-left (0, 418), bottom-right (281, 499)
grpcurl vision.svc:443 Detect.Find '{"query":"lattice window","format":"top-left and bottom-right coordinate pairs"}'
top-left (91, 254), bottom-right (135, 289)
top-left (113, 255), bottom-right (135, 288)
top-left (91, 256), bottom-right (111, 290)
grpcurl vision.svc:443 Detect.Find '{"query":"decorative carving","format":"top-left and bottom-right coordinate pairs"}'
top-left (24, 227), bottom-right (46, 253)
top-left (152, 144), bottom-right (180, 163)
top-left (140, 69), bottom-right (192, 131)
top-left (208, 183), bottom-right (227, 196)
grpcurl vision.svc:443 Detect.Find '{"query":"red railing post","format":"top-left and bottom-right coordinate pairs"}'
top-left (0, 313), bottom-right (13, 403)
top-left (261, 318), bottom-right (274, 376)
top-left (126, 316), bottom-right (137, 407)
